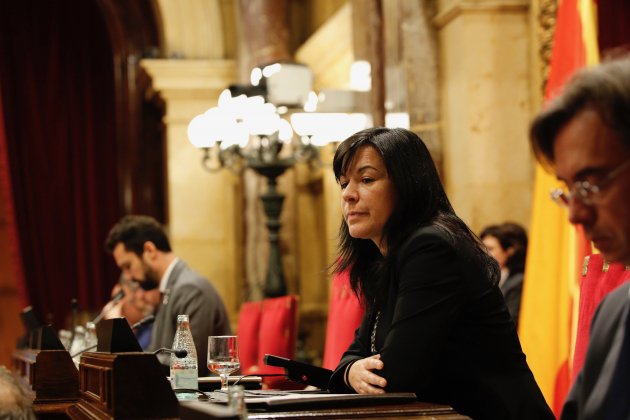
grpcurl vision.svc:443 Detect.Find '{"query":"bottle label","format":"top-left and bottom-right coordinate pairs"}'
top-left (172, 368), bottom-right (198, 390)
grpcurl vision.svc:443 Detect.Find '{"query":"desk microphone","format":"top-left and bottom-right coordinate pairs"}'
top-left (153, 348), bottom-right (187, 358)
top-left (68, 299), bottom-right (79, 350)
top-left (91, 289), bottom-right (126, 325)
top-left (131, 314), bottom-right (155, 330)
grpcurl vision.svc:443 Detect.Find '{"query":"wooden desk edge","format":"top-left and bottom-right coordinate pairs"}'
top-left (245, 402), bottom-right (471, 419)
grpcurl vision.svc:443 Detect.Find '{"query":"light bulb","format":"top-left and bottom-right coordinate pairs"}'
top-left (187, 113), bottom-right (217, 148)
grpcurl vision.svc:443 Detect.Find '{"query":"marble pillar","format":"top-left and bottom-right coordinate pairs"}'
top-left (140, 59), bottom-right (242, 322)
top-left (435, 0), bottom-right (533, 233)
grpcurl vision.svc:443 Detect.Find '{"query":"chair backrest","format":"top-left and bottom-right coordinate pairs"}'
top-left (254, 295), bottom-right (299, 389)
top-left (236, 295), bottom-right (299, 386)
top-left (257, 295), bottom-right (299, 370)
top-left (573, 254), bottom-right (630, 378)
top-left (236, 301), bottom-right (263, 374)
top-left (322, 269), bottom-right (365, 370)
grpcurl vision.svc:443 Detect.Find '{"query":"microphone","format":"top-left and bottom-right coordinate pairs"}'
top-left (111, 288), bottom-right (125, 303)
top-left (131, 314), bottom-right (155, 330)
top-left (153, 348), bottom-right (187, 358)
top-left (91, 289), bottom-right (126, 324)
top-left (68, 299), bottom-right (78, 350)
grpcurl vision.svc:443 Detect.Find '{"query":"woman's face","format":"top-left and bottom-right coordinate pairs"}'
top-left (339, 146), bottom-right (396, 254)
top-left (482, 235), bottom-right (509, 269)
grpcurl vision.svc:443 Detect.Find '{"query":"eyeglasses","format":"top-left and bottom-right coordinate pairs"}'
top-left (551, 159), bottom-right (630, 207)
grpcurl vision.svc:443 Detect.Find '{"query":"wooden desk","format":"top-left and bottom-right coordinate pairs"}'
top-left (247, 402), bottom-right (470, 419)
top-left (180, 400), bottom-right (470, 420)
top-left (68, 351), bottom-right (179, 419)
top-left (10, 346), bottom-right (468, 419)
top-left (12, 348), bottom-right (79, 418)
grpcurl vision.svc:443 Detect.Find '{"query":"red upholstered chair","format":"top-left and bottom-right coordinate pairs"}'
top-left (248, 295), bottom-right (299, 388)
top-left (322, 269), bottom-right (365, 370)
top-left (573, 254), bottom-right (630, 378)
top-left (236, 301), bottom-right (263, 374)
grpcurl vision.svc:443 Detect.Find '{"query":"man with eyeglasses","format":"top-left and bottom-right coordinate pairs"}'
top-left (530, 58), bottom-right (630, 420)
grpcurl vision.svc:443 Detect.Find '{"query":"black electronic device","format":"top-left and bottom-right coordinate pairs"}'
top-left (20, 306), bottom-right (42, 331)
top-left (37, 325), bottom-right (66, 350)
top-left (96, 317), bottom-right (142, 353)
top-left (263, 354), bottom-right (333, 390)
top-left (16, 306), bottom-right (42, 348)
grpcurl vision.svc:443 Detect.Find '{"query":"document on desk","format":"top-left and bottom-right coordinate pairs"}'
top-left (211, 390), bottom-right (417, 410)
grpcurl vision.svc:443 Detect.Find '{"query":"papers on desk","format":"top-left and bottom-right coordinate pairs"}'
top-left (210, 390), bottom-right (417, 410)
top-left (198, 375), bottom-right (263, 385)
top-left (178, 375), bottom-right (263, 391)
top-left (168, 375), bottom-right (263, 384)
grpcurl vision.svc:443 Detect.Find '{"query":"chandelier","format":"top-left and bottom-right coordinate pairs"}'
top-left (188, 88), bottom-right (369, 297)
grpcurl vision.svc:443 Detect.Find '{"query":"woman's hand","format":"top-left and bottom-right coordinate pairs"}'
top-left (347, 354), bottom-right (387, 394)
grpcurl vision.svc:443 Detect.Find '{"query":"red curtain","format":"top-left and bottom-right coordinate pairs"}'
top-left (0, 85), bottom-right (28, 308)
top-left (598, 2), bottom-right (630, 56)
top-left (0, 1), bottom-right (121, 328)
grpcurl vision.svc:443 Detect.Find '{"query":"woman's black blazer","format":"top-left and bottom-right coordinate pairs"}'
top-left (329, 225), bottom-right (553, 420)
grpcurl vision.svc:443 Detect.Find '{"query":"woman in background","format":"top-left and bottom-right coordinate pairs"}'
top-left (328, 127), bottom-right (552, 419)
top-left (480, 223), bottom-right (528, 328)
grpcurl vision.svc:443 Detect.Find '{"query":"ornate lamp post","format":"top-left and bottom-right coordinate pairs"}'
top-left (188, 89), bottom-right (369, 297)
top-left (249, 155), bottom-right (292, 297)
top-left (189, 90), bottom-right (312, 297)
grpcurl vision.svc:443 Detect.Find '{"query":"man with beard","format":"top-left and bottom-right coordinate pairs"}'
top-left (105, 215), bottom-right (231, 375)
top-left (530, 57), bottom-right (630, 420)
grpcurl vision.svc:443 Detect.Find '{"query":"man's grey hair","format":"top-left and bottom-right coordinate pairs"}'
top-left (530, 56), bottom-right (630, 167)
top-left (0, 366), bottom-right (36, 420)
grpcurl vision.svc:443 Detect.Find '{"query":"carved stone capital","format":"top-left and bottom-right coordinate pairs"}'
top-left (434, 0), bottom-right (529, 29)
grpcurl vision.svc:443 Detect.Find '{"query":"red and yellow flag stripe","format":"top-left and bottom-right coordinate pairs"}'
top-left (519, 0), bottom-right (598, 416)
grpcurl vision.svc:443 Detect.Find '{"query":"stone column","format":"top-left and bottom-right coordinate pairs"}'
top-left (435, 0), bottom-right (533, 232)
top-left (353, 0), bottom-right (385, 126)
top-left (238, 0), bottom-right (291, 68)
top-left (140, 59), bottom-right (242, 321)
top-left (400, 0), bottom-right (442, 171)
top-left (237, 0), bottom-right (297, 300)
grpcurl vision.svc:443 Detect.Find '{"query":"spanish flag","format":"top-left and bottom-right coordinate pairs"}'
top-left (519, 0), bottom-right (598, 416)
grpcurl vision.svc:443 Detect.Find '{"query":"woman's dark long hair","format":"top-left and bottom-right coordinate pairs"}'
top-left (333, 127), bottom-right (499, 310)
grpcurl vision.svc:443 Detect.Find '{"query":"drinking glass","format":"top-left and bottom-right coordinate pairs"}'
top-left (207, 335), bottom-right (240, 391)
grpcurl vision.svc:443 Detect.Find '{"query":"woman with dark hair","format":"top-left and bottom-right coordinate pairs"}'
top-left (480, 222), bottom-right (528, 328)
top-left (328, 128), bottom-right (552, 419)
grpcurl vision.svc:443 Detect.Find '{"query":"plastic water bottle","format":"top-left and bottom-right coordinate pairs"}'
top-left (170, 314), bottom-right (198, 400)
top-left (69, 325), bottom-right (85, 365)
top-left (83, 322), bottom-right (97, 350)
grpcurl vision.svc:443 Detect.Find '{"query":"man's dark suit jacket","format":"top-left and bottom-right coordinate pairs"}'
top-left (329, 225), bottom-right (553, 420)
top-left (149, 260), bottom-right (231, 376)
top-left (561, 281), bottom-right (630, 420)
